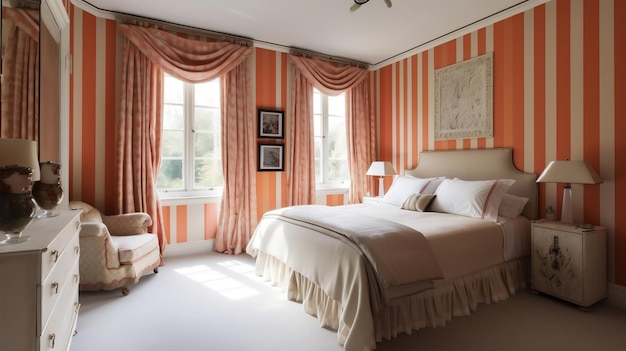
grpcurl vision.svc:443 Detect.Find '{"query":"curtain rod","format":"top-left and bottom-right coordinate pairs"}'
top-left (116, 13), bottom-right (253, 46)
top-left (289, 48), bottom-right (368, 70)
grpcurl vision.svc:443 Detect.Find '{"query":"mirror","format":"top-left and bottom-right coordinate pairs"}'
top-left (1, 0), bottom-right (69, 206)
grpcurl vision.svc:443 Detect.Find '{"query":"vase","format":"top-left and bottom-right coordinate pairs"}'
top-left (32, 161), bottom-right (63, 218)
top-left (0, 165), bottom-right (37, 244)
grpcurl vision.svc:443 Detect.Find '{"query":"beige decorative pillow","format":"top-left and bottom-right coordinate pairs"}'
top-left (401, 193), bottom-right (436, 212)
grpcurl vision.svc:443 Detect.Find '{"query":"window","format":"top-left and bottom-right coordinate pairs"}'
top-left (313, 89), bottom-right (349, 187)
top-left (158, 74), bottom-right (222, 197)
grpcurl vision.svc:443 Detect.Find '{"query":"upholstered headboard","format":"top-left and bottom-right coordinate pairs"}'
top-left (405, 148), bottom-right (538, 220)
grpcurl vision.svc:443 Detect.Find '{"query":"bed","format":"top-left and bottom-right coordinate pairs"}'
top-left (246, 148), bottom-right (537, 351)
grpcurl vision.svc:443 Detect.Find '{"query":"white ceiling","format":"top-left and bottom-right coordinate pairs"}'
top-left (76, 0), bottom-right (548, 68)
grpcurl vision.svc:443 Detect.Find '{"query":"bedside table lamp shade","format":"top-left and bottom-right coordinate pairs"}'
top-left (536, 160), bottom-right (602, 223)
top-left (366, 161), bottom-right (397, 197)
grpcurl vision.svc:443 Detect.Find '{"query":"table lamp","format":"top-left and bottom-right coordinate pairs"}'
top-left (0, 138), bottom-right (41, 181)
top-left (536, 160), bottom-right (602, 223)
top-left (366, 161), bottom-right (397, 197)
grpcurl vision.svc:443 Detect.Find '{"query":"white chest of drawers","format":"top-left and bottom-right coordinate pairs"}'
top-left (0, 210), bottom-right (81, 351)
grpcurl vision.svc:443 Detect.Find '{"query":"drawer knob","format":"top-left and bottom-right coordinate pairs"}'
top-left (51, 282), bottom-right (59, 294)
top-left (49, 333), bottom-right (56, 349)
top-left (51, 250), bottom-right (59, 262)
top-left (75, 246), bottom-right (80, 255)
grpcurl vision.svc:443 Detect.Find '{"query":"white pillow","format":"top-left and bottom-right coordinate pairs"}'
top-left (498, 194), bottom-right (529, 218)
top-left (382, 176), bottom-right (433, 206)
top-left (429, 178), bottom-right (515, 222)
top-left (421, 177), bottom-right (445, 194)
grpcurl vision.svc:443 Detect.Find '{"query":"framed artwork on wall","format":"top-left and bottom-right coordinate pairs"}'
top-left (258, 109), bottom-right (284, 138)
top-left (258, 143), bottom-right (284, 172)
top-left (434, 52), bottom-right (493, 140)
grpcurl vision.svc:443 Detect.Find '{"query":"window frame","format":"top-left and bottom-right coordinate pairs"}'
top-left (313, 89), bottom-right (350, 190)
top-left (158, 74), bottom-right (222, 200)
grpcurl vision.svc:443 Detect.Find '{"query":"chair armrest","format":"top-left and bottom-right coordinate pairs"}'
top-left (102, 213), bottom-right (152, 236)
top-left (78, 222), bottom-right (120, 269)
top-left (79, 222), bottom-right (109, 238)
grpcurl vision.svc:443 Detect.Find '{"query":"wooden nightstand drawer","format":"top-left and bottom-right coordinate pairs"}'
top-left (531, 220), bottom-right (606, 307)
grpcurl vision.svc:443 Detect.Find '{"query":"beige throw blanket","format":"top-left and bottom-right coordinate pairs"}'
top-left (264, 205), bottom-right (444, 308)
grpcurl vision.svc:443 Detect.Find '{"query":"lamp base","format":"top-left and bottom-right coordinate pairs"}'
top-left (561, 186), bottom-right (573, 223)
top-left (378, 177), bottom-right (385, 197)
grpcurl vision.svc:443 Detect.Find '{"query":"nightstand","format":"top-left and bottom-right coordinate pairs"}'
top-left (362, 196), bottom-right (383, 204)
top-left (531, 219), bottom-right (606, 308)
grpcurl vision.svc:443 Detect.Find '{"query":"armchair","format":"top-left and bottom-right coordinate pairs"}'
top-left (69, 201), bottom-right (160, 295)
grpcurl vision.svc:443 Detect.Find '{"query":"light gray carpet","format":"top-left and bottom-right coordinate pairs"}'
top-left (70, 252), bottom-right (626, 351)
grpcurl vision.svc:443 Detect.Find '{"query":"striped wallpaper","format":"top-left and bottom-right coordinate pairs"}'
top-left (67, 1), bottom-right (625, 286)
top-left (376, 0), bottom-right (623, 285)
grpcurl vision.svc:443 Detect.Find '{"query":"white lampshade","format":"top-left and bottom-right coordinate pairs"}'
top-left (536, 160), bottom-right (602, 185)
top-left (0, 138), bottom-right (41, 181)
top-left (366, 161), bottom-right (397, 177)
top-left (366, 161), bottom-right (397, 197)
top-left (537, 160), bottom-right (602, 224)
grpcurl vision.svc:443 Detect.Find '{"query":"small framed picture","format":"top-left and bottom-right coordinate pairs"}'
top-left (258, 109), bottom-right (284, 138)
top-left (258, 143), bottom-right (284, 172)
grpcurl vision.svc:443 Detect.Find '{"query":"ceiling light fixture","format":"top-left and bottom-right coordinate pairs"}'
top-left (350, 0), bottom-right (392, 12)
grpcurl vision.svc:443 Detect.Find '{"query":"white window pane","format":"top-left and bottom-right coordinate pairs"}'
top-left (195, 79), bottom-right (220, 106)
top-left (313, 91), bottom-right (321, 114)
top-left (194, 158), bottom-right (224, 189)
top-left (161, 130), bottom-right (184, 157)
top-left (315, 159), bottom-right (322, 183)
top-left (313, 114), bottom-right (322, 136)
top-left (157, 159), bottom-right (183, 189)
top-left (328, 160), bottom-right (349, 182)
top-left (164, 75), bottom-right (184, 104)
top-left (328, 117), bottom-right (347, 159)
top-left (163, 104), bottom-right (184, 130)
top-left (328, 94), bottom-right (346, 116)
top-left (194, 106), bottom-right (220, 131)
top-left (194, 131), bottom-right (220, 158)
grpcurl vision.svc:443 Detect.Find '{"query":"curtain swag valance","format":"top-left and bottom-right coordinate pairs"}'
top-left (3, 7), bottom-right (39, 41)
top-left (117, 24), bottom-right (252, 83)
top-left (288, 55), bottom-right (369, 96)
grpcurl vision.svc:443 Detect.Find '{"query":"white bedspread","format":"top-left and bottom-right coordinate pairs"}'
top-left (262, 205), bottom-right (444, 306)
top-left (246, 203), bottom-right (523, 351)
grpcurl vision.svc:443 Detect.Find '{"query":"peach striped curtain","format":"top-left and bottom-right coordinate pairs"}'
top-left (287, 68), bottom-right (317, 205)
top-left (346, 77), bottom-right (376, 204)
top-left (214, 61), bottom-right (257, 254)
top-left (0, 8), bottom-right (39, 140)
top-left (116, 38), bottom-right (166, 253)
top-left (288, 55), bottom-right (374, 204)
top-left (117, 24), bottom-right (254, 253)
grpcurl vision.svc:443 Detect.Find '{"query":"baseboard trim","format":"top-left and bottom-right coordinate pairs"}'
top-left (163, 240), bottom-right (214, 258)
top-left (607, 283), bottom-right (626, 310)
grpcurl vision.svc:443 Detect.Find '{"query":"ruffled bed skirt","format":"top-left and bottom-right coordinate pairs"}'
top-left (254, 252), bottom-right (529, 350)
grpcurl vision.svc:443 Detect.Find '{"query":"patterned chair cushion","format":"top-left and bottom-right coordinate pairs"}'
top-left (112, 233), bottom-right (159, 264)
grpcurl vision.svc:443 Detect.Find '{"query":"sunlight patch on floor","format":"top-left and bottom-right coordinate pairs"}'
top-left (173, 262), bottom-right (259, 300)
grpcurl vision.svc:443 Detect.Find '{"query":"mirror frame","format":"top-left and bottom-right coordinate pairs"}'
top-left (41, 0), bottom-right (69, 207)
